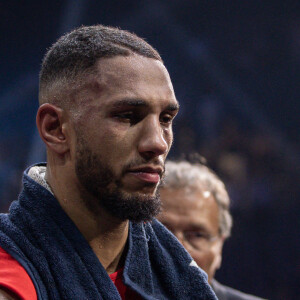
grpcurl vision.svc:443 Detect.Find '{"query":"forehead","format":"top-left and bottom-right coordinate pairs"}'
top-left (97, 54), bottom-right (171, 86)
top-left (160, 187), bottom-right (219, 232)
top-left (78, 54), bottom-right (178, 109)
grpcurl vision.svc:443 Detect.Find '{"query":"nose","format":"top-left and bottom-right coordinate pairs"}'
top-left (138, 115), bottom-right (169, 159)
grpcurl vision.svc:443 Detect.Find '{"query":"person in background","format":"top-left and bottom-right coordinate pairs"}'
top-left (0, 25), bottom-right (216, 300)
top-left (158, 158), bottom-right (265, 299)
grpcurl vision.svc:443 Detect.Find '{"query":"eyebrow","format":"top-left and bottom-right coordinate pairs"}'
top-left (110, 98), bottom-right (180, 111)
top-left (166, 103), bottom-right (180, 111)
top-left (111, 99), bottom-right (148, 109)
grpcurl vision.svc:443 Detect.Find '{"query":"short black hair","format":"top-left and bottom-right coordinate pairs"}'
top-left (39, 25), bottom-right (162, 104)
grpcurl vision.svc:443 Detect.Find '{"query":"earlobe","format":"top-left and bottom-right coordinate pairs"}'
top-left (36, 103), bottom-right (69, 155)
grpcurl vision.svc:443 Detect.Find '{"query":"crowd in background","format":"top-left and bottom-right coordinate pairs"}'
top-left (0, 1), bottom-right (299, 299)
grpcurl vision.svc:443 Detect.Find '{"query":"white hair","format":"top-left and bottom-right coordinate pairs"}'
top-left (162, 160), bottom-right (233, 238)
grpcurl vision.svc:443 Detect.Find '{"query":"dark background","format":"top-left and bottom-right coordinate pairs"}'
top-left (0, 1), bottom-right (299, 299)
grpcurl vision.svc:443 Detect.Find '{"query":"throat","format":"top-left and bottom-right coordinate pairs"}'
top-left (105, 240), bottom-right (128, 275)
top-left (88, 221), bottom-right (129, 275)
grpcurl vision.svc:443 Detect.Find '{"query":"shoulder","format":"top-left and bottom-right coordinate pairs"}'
top-left (146, 219), bottom-right (211, 282)
top-left (128, 220), bottom-right (217, 299)
top-left (0, 246), bottom-right (37, 300)
top-left (211, 279), bottom-right (266, 300)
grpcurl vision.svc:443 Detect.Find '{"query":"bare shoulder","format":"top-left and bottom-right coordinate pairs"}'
top-left (0, 288), bottom-right (18, 300)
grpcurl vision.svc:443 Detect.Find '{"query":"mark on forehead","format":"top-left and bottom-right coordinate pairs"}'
top-left (77, 79), bottom-right (105, 97)
top-left (85, 79), bottom-right (105, 95)
top-left (69, 78), bottom-right (105, 106)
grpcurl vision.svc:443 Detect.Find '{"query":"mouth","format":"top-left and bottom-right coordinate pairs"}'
top-left (126, 166), bottom-right (163, 184)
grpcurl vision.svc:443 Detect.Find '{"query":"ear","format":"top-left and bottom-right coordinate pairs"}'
top-left (36, 103), bottom-right (70, 155)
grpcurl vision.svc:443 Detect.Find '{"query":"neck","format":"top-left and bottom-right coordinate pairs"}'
top-left (45, 161), bottom-right (129, 274)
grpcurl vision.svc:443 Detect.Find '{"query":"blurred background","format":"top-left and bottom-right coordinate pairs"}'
top-left (0, 1), bottom-right (299, 299)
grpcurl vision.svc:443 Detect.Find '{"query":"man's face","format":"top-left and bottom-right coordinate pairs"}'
top-left (70, 54), bottom-right (179, 222)
top-left (158, 187), bottom-right (223, 283)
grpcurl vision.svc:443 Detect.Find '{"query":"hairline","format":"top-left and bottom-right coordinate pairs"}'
top-left (39, 52), bottom-right (162, 107)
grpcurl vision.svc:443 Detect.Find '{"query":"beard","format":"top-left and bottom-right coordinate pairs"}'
top-left (75, 135), bottom-right (162, 222)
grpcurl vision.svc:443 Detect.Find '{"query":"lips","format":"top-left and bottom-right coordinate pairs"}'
top-left (126, 166), bottom-right (163, 184)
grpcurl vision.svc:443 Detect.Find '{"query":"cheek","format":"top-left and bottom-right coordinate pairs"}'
top-left (189, 249), bottom-right (216, 274)
top-left (91, 123), bottom-right (135, 166)
top-left (88, 121), bottom-right (127, 148)
top-left (164, 128), bottom-right (173, 149)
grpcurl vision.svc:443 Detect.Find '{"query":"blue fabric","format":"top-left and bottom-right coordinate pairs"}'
top-left (0, 164), bottom-right (217, 299)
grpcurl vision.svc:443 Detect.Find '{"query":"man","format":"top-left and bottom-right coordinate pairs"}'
top-left (0, 26), bottom-right (216, 299)
top-left (158, 159), bottom-right (265, 300)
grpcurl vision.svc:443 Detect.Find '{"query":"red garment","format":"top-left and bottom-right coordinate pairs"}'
top-left (109, 268), bottom-right (141, 300)
top-left (0, 246), bottom-right (37, 300)
top-left (0, 246), bottom-right (140, 300)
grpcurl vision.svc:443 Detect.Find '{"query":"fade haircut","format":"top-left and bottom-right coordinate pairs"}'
top-left (39, 24), bottom-right (162, 105)
top-left (162, 159), bottom-right (233, 238)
